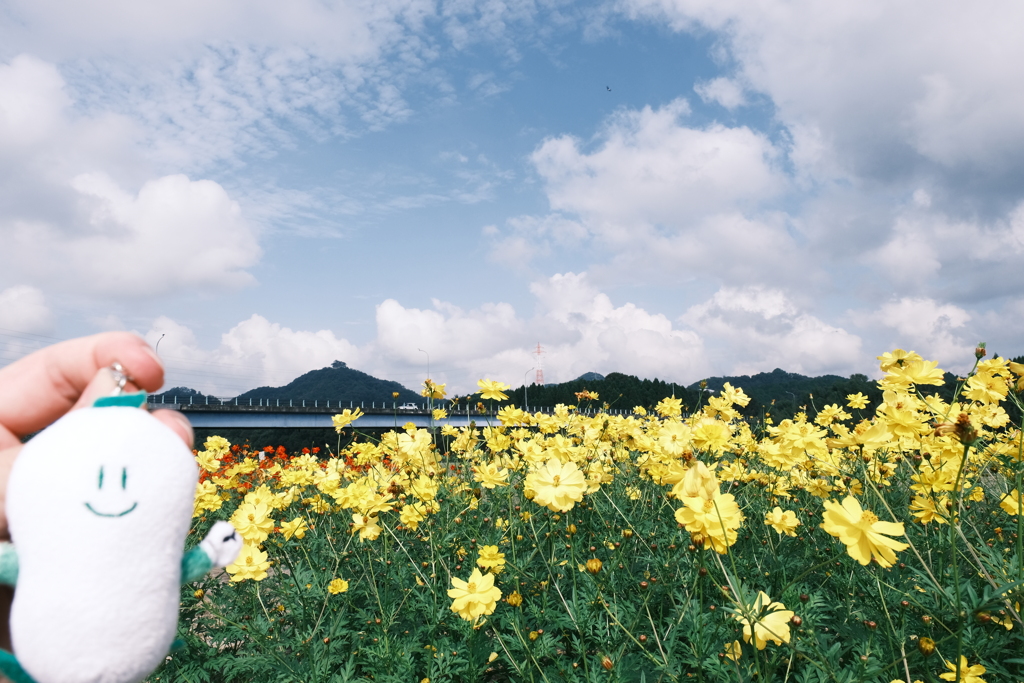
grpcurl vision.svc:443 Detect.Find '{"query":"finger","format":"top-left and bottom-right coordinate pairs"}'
top-left (66, 366), bottom-right (141, 411)
top-left (0, 332), bottom-right (163, 439)
top-left (152, 409), bottom-right (194, 450)
top-left (0, 445), bottom-right (19, 539)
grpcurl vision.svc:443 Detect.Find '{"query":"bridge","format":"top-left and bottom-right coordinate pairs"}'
top-left (145, 395), bottom-right (634, 429)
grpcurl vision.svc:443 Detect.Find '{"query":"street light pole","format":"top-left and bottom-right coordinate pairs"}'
top-left (523, 368), bottom-right (535, 411)
top-left (155, 333), bottom-right (165, 355)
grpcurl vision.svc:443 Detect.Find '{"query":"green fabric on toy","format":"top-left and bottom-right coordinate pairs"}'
top-left (0, 396), bottom-right (242, 683)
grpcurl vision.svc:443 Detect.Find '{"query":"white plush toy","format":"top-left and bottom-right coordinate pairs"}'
top-left (0, 392), bottom-right (243, 683)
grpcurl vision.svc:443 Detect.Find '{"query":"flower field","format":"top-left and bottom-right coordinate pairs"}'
top-left (153, 348), bottom-right (1024, 683)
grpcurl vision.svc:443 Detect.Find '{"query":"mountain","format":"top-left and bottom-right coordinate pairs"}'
top-left (574, 372), bottom-right (605, 382)
top-left (234, 361), bottom-right (421, 404)
top-left (153, 361), bottom-right (421, 405)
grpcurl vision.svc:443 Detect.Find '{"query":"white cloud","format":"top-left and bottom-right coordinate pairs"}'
top-left (856, 297), bottom-right (973, 370)
top-left (532, 98), bottom-right (784, 229)
top-left (694, 77), bottom-right (746, 109)
top-left (373, 272), bottom-right (709, 389)
top-left (623, 0), bottom-right (1024, 187)
top-left (0, 285), bottom-right (53, 334)
top-left (0, 171), bottom-right (261, 297)
top-left (681, 286), bottom-right (863, 377)
top-left (145, 314), bottom-right (363, 395)
top-left (0, 55), bottom-right (262, 299)
top-left (493, 98), bottom-right (800, 289)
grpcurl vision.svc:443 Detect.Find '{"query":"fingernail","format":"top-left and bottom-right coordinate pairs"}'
top-left (167, 411), bottom-right (194, 448)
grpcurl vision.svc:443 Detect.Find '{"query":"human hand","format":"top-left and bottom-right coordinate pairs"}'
top-left (0, 332), bottom-right (193, 540)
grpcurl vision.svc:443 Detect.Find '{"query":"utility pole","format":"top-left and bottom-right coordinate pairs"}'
top-left (523, 368), bottom-right (535, 411)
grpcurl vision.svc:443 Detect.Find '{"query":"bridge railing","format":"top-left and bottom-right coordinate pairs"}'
top-left (145, 394), bottom-right (638, 416)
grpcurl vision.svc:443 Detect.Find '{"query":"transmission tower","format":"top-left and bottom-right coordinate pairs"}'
top-left (534, 343), bottom-right (544, 385)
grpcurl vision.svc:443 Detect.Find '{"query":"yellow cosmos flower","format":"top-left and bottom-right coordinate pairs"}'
top-left (655, 396), bottom-right (683, 418)
top-left (203, 435), bottom-right (232, 456)
top-left (193, 480), bottom-right (223, 516)
top-left (225, 543), bottom-right (270, 582)
top-left (327, 578), bottom-right (349, 594)
top-left (351, 513), bottom-right (382, 542)
top-left (846, 392), bottom-right (869, 409)
top-left (447, 568), bottom-right (502, 622)
top-left (473, 462), bottom-right (509, 489)
top-left (674, 492), bottom-right (744, 554)
top-left (939, 656), bottom-right (986, 683)
top-left (724, 640), bottom-right (742, 661)
top-left (526, 458), bottom-right (587, 512)
top-left (332, 408), bottom-right (364, 432)
top-left (735, 591), bottom-right (794, 650)
top-left (476, 545), bottom-right (506, 574)
top-left (432, 408), bottom-right (448, 420)
top-left (280, 517), bottom-right (308, 540)
top-left (821, 496), bottom-right (908, 567)
top-left (477, 379), bottom-right (510, 401)
top-left (230, 502), bottom-right (275, 544)
top-left (195, 450), bottom-right (222, 473)
top-left (1000, 489), bottom-right (1023, 515)
top-left (421, 379), bottom-right (447, 399)
top-left (400, 502), bottom-right (428, 530)
top-left (764, 507), bottom-right (801, 536)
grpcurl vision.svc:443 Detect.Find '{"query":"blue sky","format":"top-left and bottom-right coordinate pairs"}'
top-left (2, 0), bottom-right (1024, 396)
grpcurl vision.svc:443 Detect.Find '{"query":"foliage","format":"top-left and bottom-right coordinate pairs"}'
top-left (151, 347), bottom-right (1024, 683)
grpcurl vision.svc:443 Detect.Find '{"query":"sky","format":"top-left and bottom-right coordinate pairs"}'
top-left (2, 0), bottom-right (1024, 397)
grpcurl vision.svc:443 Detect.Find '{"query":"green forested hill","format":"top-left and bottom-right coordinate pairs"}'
top-left (234, 361), bottom-right (421, 405)
top-left (501, 367), bottom-right (959, 421)
top-left (153, 361), bottom-right (421, 406)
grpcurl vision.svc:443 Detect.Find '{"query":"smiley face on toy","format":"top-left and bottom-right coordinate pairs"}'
top-left (0, 394), bottom-right (242, 683)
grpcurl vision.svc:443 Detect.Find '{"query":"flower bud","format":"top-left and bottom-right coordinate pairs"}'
top-left (529, 630), bottom-right (539, 641)
top-left (790, 615), bottom-right (802, 627)
top-left (586, 558), bottom-right (603, 574)
top-left (507, 591), bottom-right (523, 607)
top-left (601, 656), bottom-right (613, 671)
top-left (918, 637), bottom-right (935, 656)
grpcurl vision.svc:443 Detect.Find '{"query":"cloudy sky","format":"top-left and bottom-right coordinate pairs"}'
top-left (2, 0), bottom-right (1023, 396)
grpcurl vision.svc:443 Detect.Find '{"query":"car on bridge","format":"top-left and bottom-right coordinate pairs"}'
top-left (398, 402), bottom-right (420, 411)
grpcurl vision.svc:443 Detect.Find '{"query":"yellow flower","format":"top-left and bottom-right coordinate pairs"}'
top-left (846, 392), bottom-right (869, 409)
top-left (332, 408), bottom-right (364, 432)
top-left (422, 379), bottom-right (447, 399)
top-left (225, 543), bottom-right (270, 582)
top-left (351, 513), bottom-right (382, 542)
top-left (193, 480), bottom-right (223, 516)
top-left (280, 517), bottom-right (308, 540)
top-left (476, 545), bottom-right (506, 573)
top-left (432, 408), bottom-right (448, 420)
top-left (939, 656), bottom-right (986, 683)
top-left (203, 435), bottom-right (232, 456)
top-left (655, 396), bottom-right (683, 418)
top-left (821, 496), bottom-right (908, 567)
top-left (735, 591), bottom-right (794, 650)
top-left (674, 491), bottom-right (744, 553)
top-left (724, 640), bottom-right (742, 661)
top-left (327, 578), bottom-right (349, 594)
top-left (230, 502), bottom-right (275, 544)
top-left (525, 459), bottom-right (587, 512)
top-left (764, 507), bottom-right (801, 536)
top-left (1001, 489), bottom-right (1024, 515)
top-left (195, 450), bottom-right (222, 473)
top-left (909, 495), bottom-right (948, 524)
top-left (473, 462), bottom-right (509, 489)
top-left (447, 568), bottom-right (502, 621)
top-left (477, 379), bottom-right (510, 401)
top-left (400, 502), bottom-right (428, 530)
